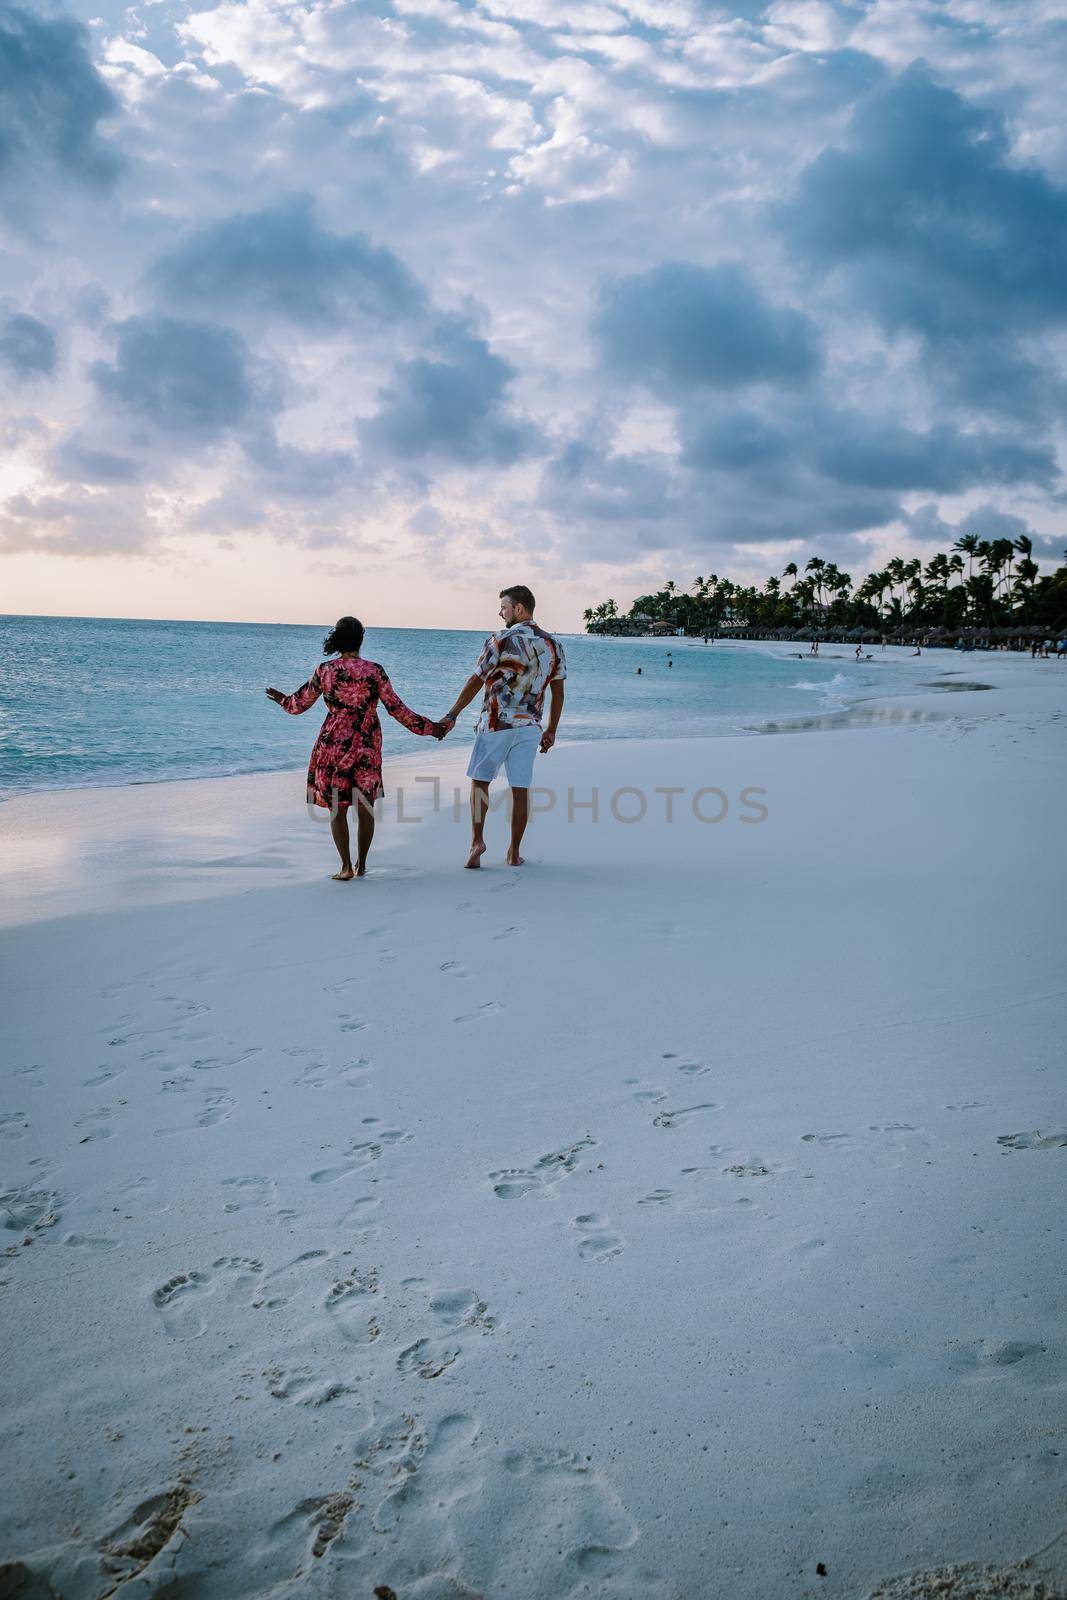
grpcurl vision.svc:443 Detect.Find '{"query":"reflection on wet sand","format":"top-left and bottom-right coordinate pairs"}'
top-left (916, 681), bottom-right (994, 692)
top-left (758, 705), bottom-right (960, 735)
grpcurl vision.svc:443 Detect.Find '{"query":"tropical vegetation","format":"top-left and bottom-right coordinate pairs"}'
top-left (584, 539), bottom-right (1067, 636)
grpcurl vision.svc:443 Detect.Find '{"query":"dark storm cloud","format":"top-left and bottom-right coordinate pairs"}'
top-left (540, 431), bottom-right (682, 526)
top-left (360, 317), bottom-right (538, 467)
top-left (593, 262), bottom-right (821, 392)
top-left (0, 313), bottom-right (57, 377)
top-left (811, 414), bottom-right (1057, 494)
top-left (90, 315), bottom-right (260, 438)
top-left (150, 196), bottom-right (426, 327)
top-left (782, 64), bottom-right (1067, 335)
top-left (679, 397), bottom-right (1056, 495)
top-left (0, 3), bottom-right (121, 185)
top-left (779, 64), bottom-right (1067, 417)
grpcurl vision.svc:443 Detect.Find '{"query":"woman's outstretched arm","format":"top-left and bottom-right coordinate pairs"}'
top-left (266, 669), bottom-right (323, 714)
top-left (376, 668), bottom-right (441, 736)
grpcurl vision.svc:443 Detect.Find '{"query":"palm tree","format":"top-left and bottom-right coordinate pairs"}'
top-left (953, 533), bottom-right (980, 581)
top-left (782, 562), bottom-right (799, 588)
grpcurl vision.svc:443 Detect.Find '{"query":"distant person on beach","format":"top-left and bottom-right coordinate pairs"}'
top-left (636, 666), bottom-right (642, 675)
top-left (809, 640), bottom-right (819, 656)
top-left (438, 585), bottom-right (566, 869)
top-left (266, 616), bottom-right (445, 881)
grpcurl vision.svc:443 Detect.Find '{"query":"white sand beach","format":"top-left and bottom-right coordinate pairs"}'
top-left (2, 650), bottom-right (1066, 1600)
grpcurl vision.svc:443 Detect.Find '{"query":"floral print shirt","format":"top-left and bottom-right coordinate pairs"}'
top-left (474, 622), bottom-right (567, 732)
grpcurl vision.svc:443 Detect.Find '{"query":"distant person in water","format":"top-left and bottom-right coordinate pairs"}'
top-left (438, 585), bottom-right (566, 869)
top-left (266, 616), bottom-right (446, 881)
top-left (636, 666), bottom-right (643, 675)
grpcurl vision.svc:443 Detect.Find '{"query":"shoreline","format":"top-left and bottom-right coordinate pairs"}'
top-left (2, 641), bottom-right (1055, 808)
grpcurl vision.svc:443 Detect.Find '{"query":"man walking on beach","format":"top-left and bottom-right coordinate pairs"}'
top-left (439, 585), bottom-right (566, 868)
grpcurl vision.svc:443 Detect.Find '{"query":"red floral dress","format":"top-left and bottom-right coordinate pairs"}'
top-left (278, 656), bottom-right (437, 810)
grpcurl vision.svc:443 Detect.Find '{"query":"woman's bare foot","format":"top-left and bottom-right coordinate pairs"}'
top-left (354, 862), bottom-right (368, 877)
top-left (465, 840), bottom-right (487, 869)
top-left (505, 850), bottom-right (525, 867)
top-left (332, 866), bottom-right (355, 881)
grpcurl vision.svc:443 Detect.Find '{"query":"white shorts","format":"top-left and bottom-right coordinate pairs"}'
top-left (466, 725), bottom-right (541, 788)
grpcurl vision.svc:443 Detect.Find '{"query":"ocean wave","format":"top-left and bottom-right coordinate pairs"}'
top-left (791, 672), bottom-right (857, 708)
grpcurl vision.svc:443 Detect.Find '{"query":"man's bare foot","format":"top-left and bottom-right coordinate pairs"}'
top-left (332, 867), bottom-right (355, 881)
top-left (505, 851), bottom-right (525, 866)
top-left (354, 863), bottom-right (368, 877)
top-left (465, 840), bottom-right (487, 869)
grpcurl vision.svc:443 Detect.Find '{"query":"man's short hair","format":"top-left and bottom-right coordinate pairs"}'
top-left (500, 584), bottom-right (536, 613)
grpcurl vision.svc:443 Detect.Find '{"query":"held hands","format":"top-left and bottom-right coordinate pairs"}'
top-left (432, 714), bottom-right (457, 741)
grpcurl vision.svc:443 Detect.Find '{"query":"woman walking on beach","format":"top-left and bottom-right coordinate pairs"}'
top-left (266, 617), bottom-right (445, 880)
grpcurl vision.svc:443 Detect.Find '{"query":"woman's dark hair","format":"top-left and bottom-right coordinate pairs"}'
top-left (323, 615), bottom-right (365, 655)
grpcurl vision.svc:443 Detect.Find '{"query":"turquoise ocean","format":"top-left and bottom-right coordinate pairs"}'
top-left (0, 614), bottom-right (931, 797)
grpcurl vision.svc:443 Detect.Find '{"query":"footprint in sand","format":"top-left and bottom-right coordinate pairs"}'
top-left (337, 1015), bottom-right (368, 1034)
top-left (997, 1129), bottom-right (1067, 1151)
top-left (323, 975), bottom-right (360, 995)
top-left (1, 1185), bottom-right (62, 1241)
top-left (75, 1107), bottom-right (115, 1143)
top-left (111, 1175), bottom-right (169, 1216)
top-left (0, 1112), bottom-right (29, 1141)
top-left (63, 1233), bottom-right (120, 1252)
top-left (493, 926), bottom-right (520, 941)
top-left (14, 1064), bottom-right (45, 1088)
top-left (221, 1175), bottom-right (278, 1213)
top-left (440, 960), bottom-right (470, 979)
top-left (396, 1286), bottom-right (497, 1377)
top-left (83, 1063), bottom-right (126, 1087)
top-left (801, 1124), bottom-right (938, 1166)
top-left (325, 1264), bottom-right (381, 1340)
top-left (676, 1059), bottom-right (711, 1077)
top-left (188, 1047), bottom-right (261, 1072)
top-left (254, 1249), bottom-right (331, 1309)
top-left (348, 1411), bottom-right (648, 1593)
top-left (652, 1102), bottom-right (719, 1130)
top-left (338, 1193), bottom-right (383, 1234)
top-left (489, 1135), bottom-right (598, 1199)
top-left (949, 1337), bottom-right (1049, 1372)
top-left (294, 1056), bottom-right (371, 1091)
top-left (571, 1213), bottom-right (624, 1262)
top-left (455, 1000), bottom-right (504, 1023)
top-left (625, 1081), bottom-right (668, 1105)
top-left (637, 1188), bottom-right (673, 1206)
top-left (309, 1126), bottom-right (412, 1184)
top-left (152, 1256), bottom-right (264, 1339)
top-left (155, 1087), bottom-right (235, 1136)
top-left (946, 1100), bottom-right (989, 1112)
top-left (429, 1288), bottom-right (497, 1334)
top-left (265, 1364), bottom-right (362, 1409)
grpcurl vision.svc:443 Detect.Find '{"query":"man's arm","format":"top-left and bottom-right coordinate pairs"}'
top-left (442, 673), bottom-right (484, 729)
top-left (540, 679), bottom-right (564, 752)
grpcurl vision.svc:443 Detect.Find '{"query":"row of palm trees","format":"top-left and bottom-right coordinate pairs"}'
top-left (585, 536), bottom-right (1066, 635)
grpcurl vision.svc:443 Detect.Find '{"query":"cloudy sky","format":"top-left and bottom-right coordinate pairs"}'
top-left (1, 0), bottom-right (1065, 629)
